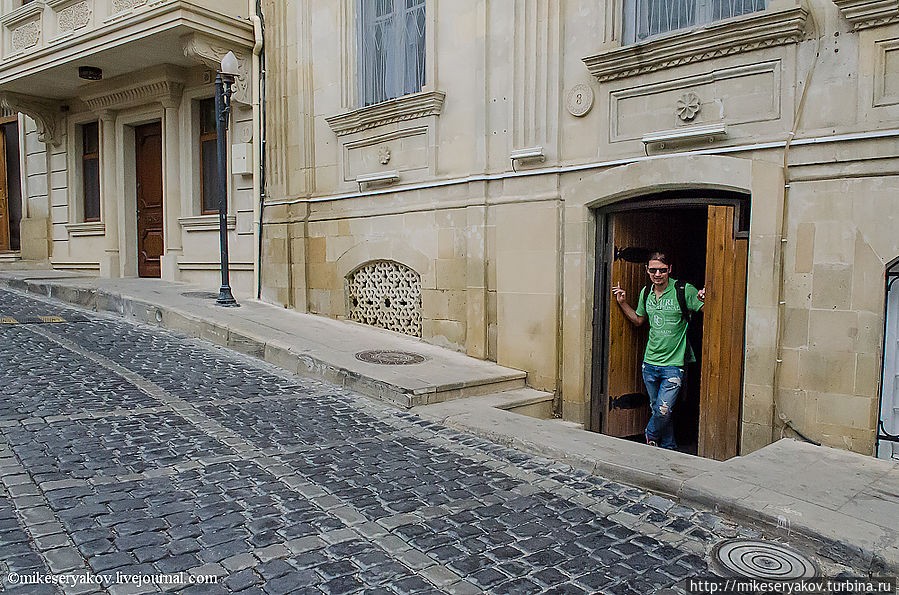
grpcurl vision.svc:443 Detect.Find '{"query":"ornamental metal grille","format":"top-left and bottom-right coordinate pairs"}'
top-left (359, 0), bottom-right (426, 107)
top-left (347, 260), bottom-right (422, 337)
top-left (622, 0), bottom-right (767, 44)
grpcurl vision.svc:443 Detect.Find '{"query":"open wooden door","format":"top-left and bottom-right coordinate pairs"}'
top-left (0, 126), bottom-right (9, 252)
top-left (698, 205), bottom-right (748, 460)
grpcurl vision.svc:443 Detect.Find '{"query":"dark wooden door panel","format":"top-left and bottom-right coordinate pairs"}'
top-left (136, 122), bottom-right (163, 278)
top-left (604, 211), bottom-right (654, 437)
top-left (0, 127), bottom-right (9, 252)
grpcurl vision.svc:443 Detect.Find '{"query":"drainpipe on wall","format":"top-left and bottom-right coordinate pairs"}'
top-left (771, 2), bottom-right (821, 445)
top-left (251, 0), bottom-right (266, 299)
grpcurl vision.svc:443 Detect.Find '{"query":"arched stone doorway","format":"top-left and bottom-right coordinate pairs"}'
top-left (560, 154), bottom-right (785, 459)
top-left (592, 191), bottom-right (749, 459)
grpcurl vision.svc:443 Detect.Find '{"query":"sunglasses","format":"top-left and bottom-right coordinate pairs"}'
top-left (647, 267), bottom-right (669, 274)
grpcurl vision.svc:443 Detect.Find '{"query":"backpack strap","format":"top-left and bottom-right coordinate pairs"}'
top-left (641, 285), bottom-right (650, 315)
top-left (675, 280), bottom-right (691, 323)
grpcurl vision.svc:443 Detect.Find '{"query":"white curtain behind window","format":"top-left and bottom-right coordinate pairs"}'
top-left (622, 0), bottom-right (767, 44)
top-left (359, 0), bottom-right (426, 107)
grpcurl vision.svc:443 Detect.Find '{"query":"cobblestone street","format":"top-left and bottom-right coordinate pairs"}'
top-left (0, 289), bottom-right (848, 594)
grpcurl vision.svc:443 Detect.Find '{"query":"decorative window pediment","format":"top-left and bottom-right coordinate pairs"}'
top-left (325, 89), bottom-right (444, 136)
top-left (832, 0), bottom-right (899, 29)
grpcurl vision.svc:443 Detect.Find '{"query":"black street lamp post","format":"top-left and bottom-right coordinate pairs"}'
top-left (215, 51), bottom-right (239, 307)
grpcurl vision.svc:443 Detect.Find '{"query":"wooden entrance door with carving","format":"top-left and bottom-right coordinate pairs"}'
top-left (135, 122), bottom-right (163, 278)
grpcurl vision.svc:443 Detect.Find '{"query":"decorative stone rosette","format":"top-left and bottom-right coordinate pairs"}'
top-left (676, 92), bottom-right (702, 121)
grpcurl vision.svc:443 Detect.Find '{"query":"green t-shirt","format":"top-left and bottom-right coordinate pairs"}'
top-left (635, 279), bottom-right (703, 367)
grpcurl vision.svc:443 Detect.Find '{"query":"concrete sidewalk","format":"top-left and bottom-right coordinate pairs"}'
top-left (0, 269), bottom-right (897, 575)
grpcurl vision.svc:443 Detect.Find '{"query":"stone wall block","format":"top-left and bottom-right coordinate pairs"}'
top-left (808, 309), bottom-right (858, 353)
top-left (810, 264), bottom-right (852, 309)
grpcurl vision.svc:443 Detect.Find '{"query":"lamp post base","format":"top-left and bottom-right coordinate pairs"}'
top-left (216, 286), bottom-right (240, 307)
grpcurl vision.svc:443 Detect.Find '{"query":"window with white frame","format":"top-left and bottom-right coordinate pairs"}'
top-left (358, 0), bottom-right (426, 107)
top-left (622, 0), bottom-right (768, 44)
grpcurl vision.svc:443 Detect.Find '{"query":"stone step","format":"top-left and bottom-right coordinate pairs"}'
top-left (450, 387), bottom-right (556, 419)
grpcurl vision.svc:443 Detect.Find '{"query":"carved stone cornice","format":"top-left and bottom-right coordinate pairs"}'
top-left (582, 6), bottom-right (808, 82)
top-left (0, 92), bottom-right (63, 146)
top-left (81, 77), bottom-right (183, 111)
top-left (832, 0), bottom-right (899, 29)
top-left (182, 33), bottom-right (251, 104)
top-left (325, 91), bottom-right (446, 136)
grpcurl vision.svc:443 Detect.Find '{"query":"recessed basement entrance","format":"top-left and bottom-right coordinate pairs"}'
top-left (590, 193), bottom-right (749, 460)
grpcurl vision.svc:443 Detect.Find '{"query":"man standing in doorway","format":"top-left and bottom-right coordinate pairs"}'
top-left (612, 252), bottom-right (705, 450)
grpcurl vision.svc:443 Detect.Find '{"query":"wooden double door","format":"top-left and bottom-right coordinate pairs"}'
top-left (135, 122), bottom-right (163, 278)
top-left (592, 202), bottom-right (748, 460)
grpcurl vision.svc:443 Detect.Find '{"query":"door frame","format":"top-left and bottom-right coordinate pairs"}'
top-left (0, 114), bottom-right (22, 253)
top-left (877, 257), bottom-right (899, 459)
top-left (589, 191), bottom-right (750, 445)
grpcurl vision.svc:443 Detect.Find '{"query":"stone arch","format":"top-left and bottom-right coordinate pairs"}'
top-left (335, 238), bottom-right (430, 282)
top-left (564, 154), bottom-right (755, 210)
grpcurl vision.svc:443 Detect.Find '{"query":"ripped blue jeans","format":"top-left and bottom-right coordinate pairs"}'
top-left (642, 363), bottom-right (684, 450)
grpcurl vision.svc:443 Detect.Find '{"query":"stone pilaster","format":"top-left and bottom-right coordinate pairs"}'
top-left (98, 110), bottom-right (120, 278)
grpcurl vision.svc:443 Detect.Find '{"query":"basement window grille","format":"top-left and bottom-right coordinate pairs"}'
top-left (347, 260), bottom-right (422, 337)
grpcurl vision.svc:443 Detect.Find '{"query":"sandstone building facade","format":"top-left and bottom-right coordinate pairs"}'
top-left (1, 0), bottom-right (897, 460)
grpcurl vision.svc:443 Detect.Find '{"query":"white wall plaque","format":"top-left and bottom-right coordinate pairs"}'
top-left (566, 83), bottom-right (595, 117)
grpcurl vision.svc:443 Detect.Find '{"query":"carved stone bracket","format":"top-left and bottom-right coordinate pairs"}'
top-left (325, 91), bottom-right (446, 136)
top-left (0, 92), bottom-right (63, 146)
top-left (182, 33), bottom-right (251, 105)
top-left (582, 5), bottom-right (808, 82)
top-left (832, 0), bottom-right (899, 29)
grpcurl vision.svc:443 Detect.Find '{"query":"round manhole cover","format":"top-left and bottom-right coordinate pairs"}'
top-left (181, 291), bottom-right (219, 299)
top-left (355, 350), bottom-right (426, 365)
top-left (712, 539), bottom-right (820, 580)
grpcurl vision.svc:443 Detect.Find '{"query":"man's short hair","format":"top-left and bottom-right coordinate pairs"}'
top-left (647, 252), bottom-right (670, 266)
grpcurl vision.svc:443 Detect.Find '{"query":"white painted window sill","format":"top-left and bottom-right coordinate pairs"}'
top-left (65, 221), bottom-right (105, 237)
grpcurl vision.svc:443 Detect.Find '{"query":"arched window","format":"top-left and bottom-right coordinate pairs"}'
top-left (346, 260), bottom-right (422, 337)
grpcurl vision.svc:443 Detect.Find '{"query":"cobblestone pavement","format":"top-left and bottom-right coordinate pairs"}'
top-left (0, 289), bottom-right (857, 594)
